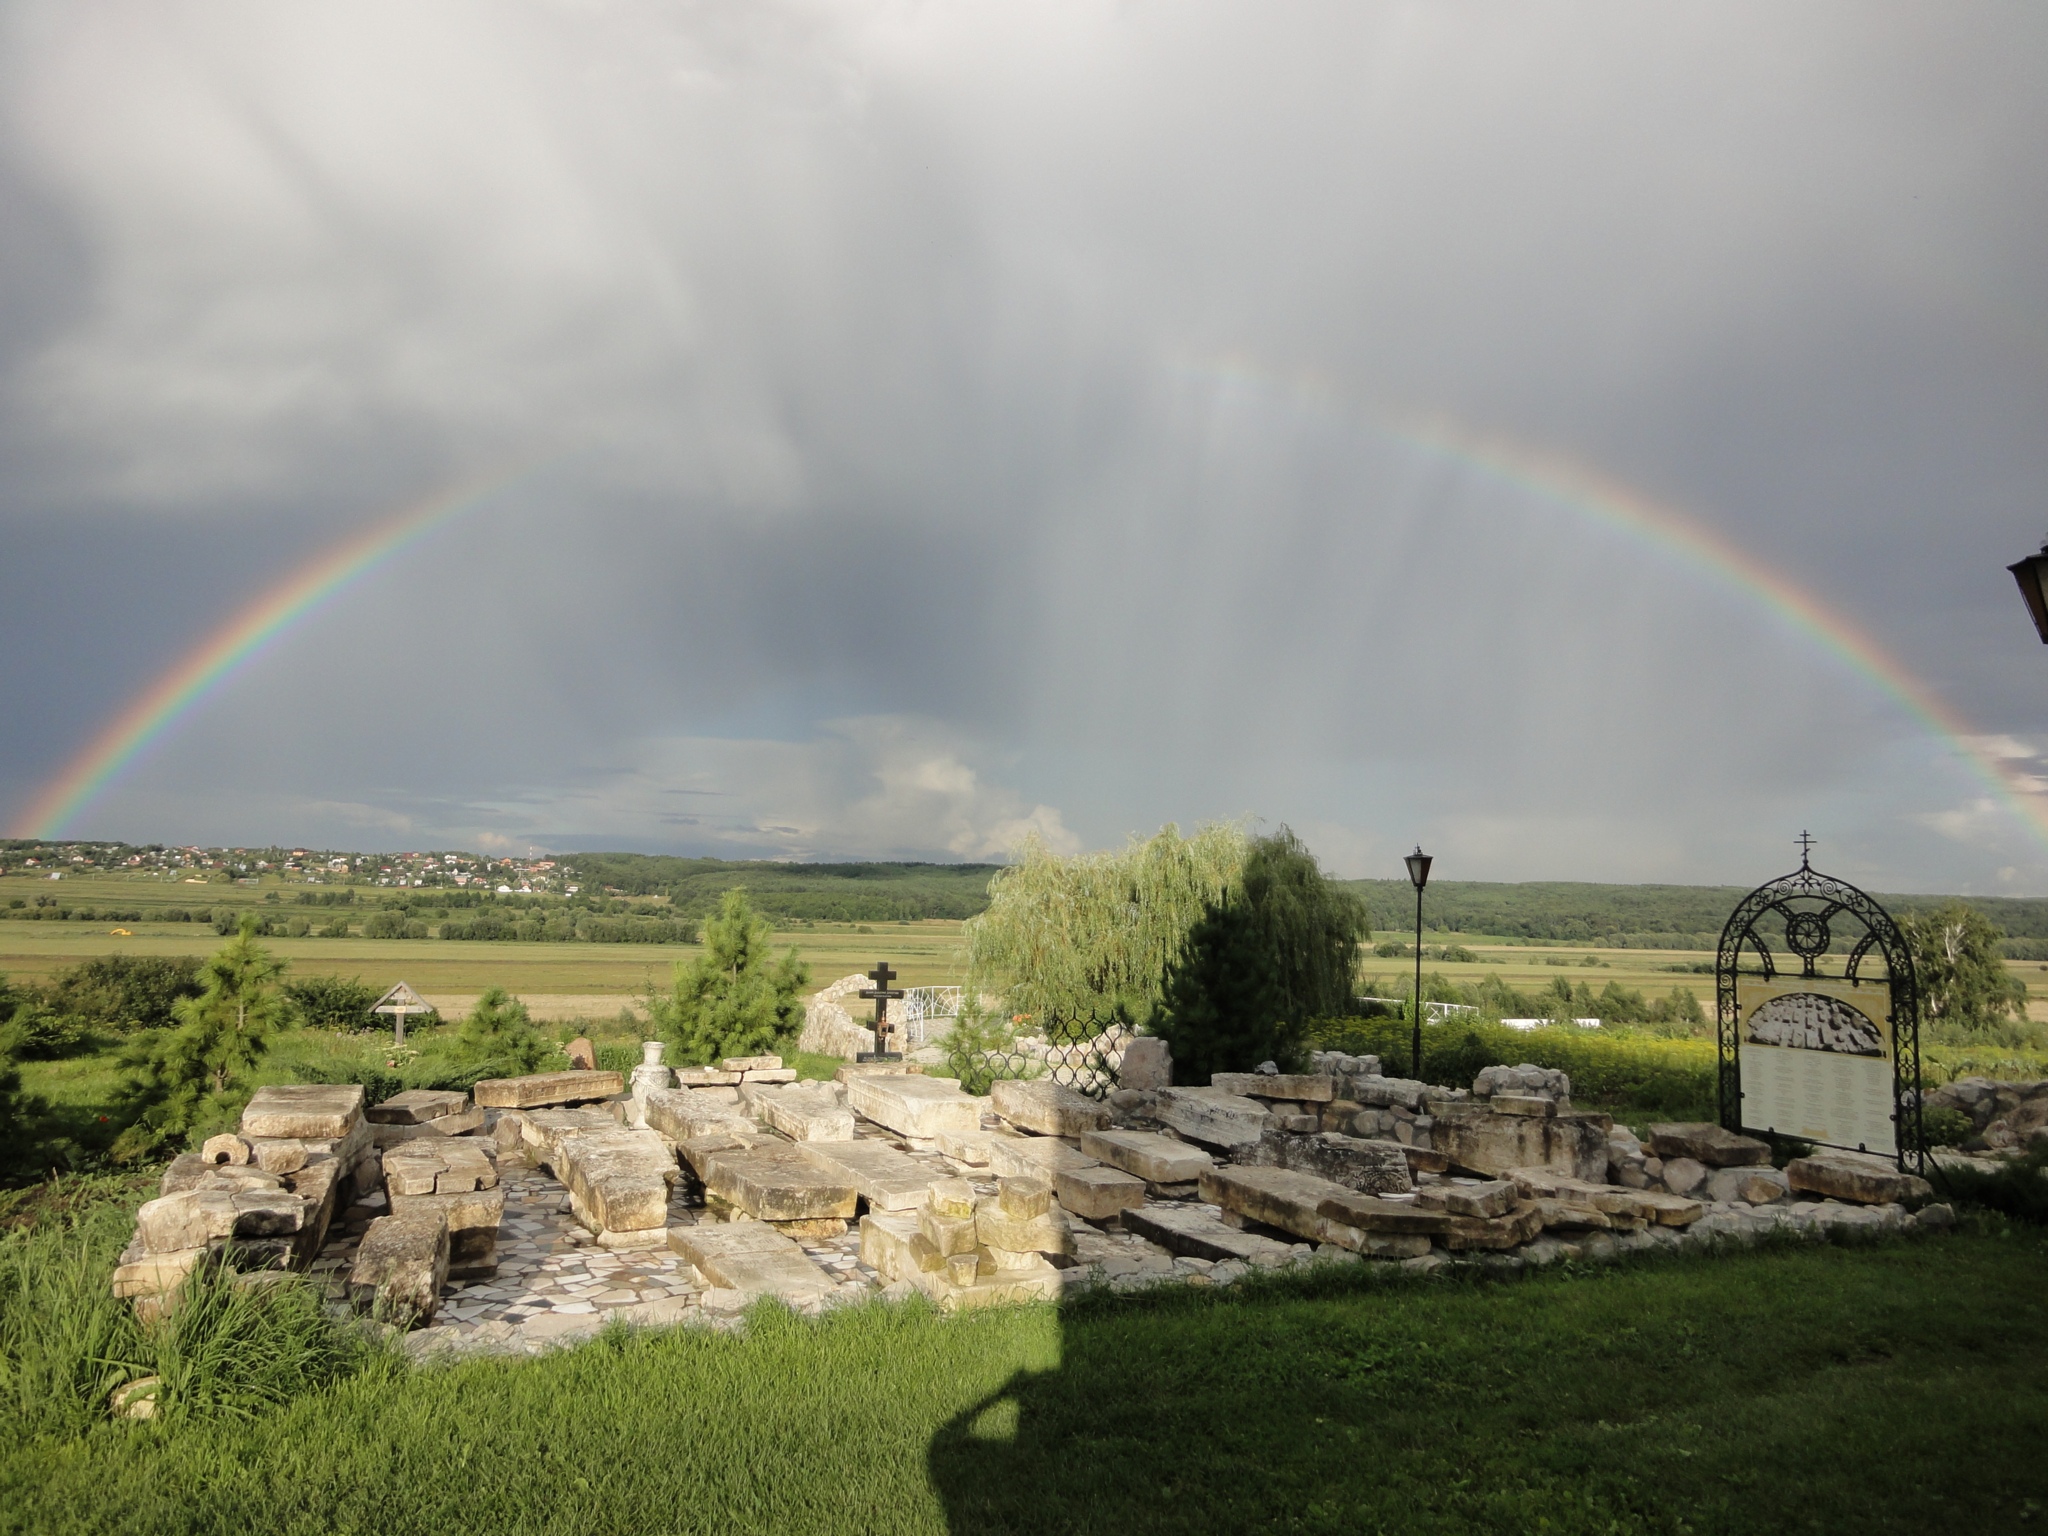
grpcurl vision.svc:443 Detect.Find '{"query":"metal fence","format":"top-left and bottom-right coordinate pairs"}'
top-left (950, 1009), bottom-right (1126, 1100)
top-left (898, 986), bottom-right (964, 1049)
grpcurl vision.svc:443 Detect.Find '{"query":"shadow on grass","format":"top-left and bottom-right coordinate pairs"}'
top-left (926, 1234), bottom-right (2048, 1536)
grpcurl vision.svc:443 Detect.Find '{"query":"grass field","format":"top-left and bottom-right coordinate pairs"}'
top-left (2, 1189), bottom-right (2043, 1535)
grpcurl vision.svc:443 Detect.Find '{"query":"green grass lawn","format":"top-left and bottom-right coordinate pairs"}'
top-left (3, 1218), bottom-right (2043, 1535)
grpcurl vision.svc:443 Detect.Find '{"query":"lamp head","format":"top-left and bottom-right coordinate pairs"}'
top-left (1405, 846), bottom-right (1432, 891)
top-left (2009, 542), bottom-right (2048, 645)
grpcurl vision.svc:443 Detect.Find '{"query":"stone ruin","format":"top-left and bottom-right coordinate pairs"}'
top-left (110, 1037), bottom-right (1955, 1357)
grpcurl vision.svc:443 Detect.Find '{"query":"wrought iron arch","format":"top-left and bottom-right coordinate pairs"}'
top-left (1716, 854), bottom-right (1922, 1169)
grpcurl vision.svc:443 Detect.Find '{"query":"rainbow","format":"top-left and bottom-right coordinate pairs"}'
top-left (12, 469), bottom-right (534, 840)
top-left (1190, 353), bottom-right (2048, 852)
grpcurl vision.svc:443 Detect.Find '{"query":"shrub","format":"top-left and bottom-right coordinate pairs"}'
top-left (943, 1004), bottom-right (1039, 1096)
top-left (283, 976), bottom-right (381, 1032)
top-left (455, 988), bottom-right (550, 1076)
top-left (360, 910), bottom-right (407, 939)
top-left (47, 954), bottom-right (202, 1032)
top-left (1911, 1106), bottom-right (1975, 1150)
top-left (1928, 1144), bottom-right (2048, 1225)
top-left (3, 1003), bottom-right (92, 1060)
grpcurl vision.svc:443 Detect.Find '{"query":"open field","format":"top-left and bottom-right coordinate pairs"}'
top-left (2, 1202), bottom-right (2043, 1535)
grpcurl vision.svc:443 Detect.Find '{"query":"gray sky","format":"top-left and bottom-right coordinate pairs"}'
top-left (3, 2), bottom-right (2046, 892)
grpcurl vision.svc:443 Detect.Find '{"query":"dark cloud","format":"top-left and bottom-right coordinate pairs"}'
top-left (2, 2), bottom-right (2045, 890)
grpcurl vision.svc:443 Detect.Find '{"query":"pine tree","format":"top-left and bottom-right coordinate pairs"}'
top-left (651, 889), bottom-right (810, 1065)
top-left (455, 987), bottom-right (549, 1074)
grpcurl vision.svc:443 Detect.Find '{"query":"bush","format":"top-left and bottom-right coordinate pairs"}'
top-left (3, 1004), bottom-right (92, 1060)
top-left (46, 954), bottom-right (202, 1033)
top-left (1928, 1144), bottom-right (2048, 1224)
top-left (283, 976), bottom-right (382, 1032)
top-left (1911, 1106), bottom-right (1975, 1150)
top-left (360, 910), bottom-right (408, 939)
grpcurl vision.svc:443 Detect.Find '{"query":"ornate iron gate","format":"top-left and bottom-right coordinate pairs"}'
top-left (950, 1010), bottom-right (1126, 1100)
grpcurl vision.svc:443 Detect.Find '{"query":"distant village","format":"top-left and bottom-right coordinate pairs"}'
top-left (0, 841), bottom-right (578, 895)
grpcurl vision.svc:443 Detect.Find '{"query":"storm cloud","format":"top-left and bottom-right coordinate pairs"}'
top-left (3, 2), bottom-right (2045, 891)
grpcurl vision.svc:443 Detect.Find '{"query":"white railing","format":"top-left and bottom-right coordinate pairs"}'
top-left (1357, 997), bottom-right (1480, 1023)
top-left (898, 986), bottom-right (963, 1049)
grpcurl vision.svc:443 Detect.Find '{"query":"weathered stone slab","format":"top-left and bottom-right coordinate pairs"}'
top-left (390, 1186), bottom-right (505, 1274)
top-left (1119, 1036), bottom-right (1172, 1091)
top-left (1629, 1190), bottom-right (1705, 1226)
top-left (370, 1105), bottom-right (486, 1146)
top-left (794, 1139), bottom-right (940, 1211)
top-left (670, 1220), bottom-right (834, 1303)
top-left (472, 1070), bottom-right (624, 1109)
top-left (1785, 1154), bottom-right (1932, 1206)
top-left (859, 1211), bottom-right (1062, 1310)
top-left (976, 1198), bottom-right (1074, 1258)
top-left (845, 1074), bottom-right (985, 1138)
top-left (134, 1188), bottom-right (303, 1252)
top-left (1413, 1179), bottom-right (1517, 1219)
top-left (1706, 1165), bottom-right (1790, 1205)
top-left (991, 1078), bottom-right (1113, 1137)
top-left (1211, 1073), bottom-right (1335, 1103)
top-left (742, 1068), bottom-right (798, 1085)
top-left (643, 1087), bottom-right (754, 1143)
top-left (1079, 1128), bottom-right (1215, 1185)
top-left (382, 1138), bottom-right (496, 1197)
top-left (1491, 1093), bottom-right (1555, 1118)
top-left (1648, 1122), bottom-right (1773, 1168)
top-left (556, 1127), bottom-right (675, 1233)
top-left (1439, 1206), bottom-right (1545, 1251)
top-left (241, 1084), bottom-right (364, 1141)
top-left (674, 1067), bottom-right (742, 1088)
top-left (521, 1106), bottom-right (620, 1159)
top-left (987, 1134), bottom-right (1099, 1181)
top-left (1315, 1191), bottom-right (1453, 1236)
top-left (111, 1243), bottom-right (209, 1300)
top-left (1503, 1167), bottom-right (1644, 1216)
top-left (678, 1131), bottom-right (759, 1177)
top-left (720, 1055), bottom-right (784, 1073)
top-left (367, 1089), bottom-right (470, 1126)
top-left (1120, 1203), bottom-right (1300, 1265)
top-left (1154, 1088), bottom-right (1273, 1152)
top-left (936, 1125), bottom-right (998, 1165)
top-left (1054, 1165), bottom-right (1147, 1221)
top-left (1241, 1131), bottom-right (1414, 1195)
top-left (1199, 1164), bottom-right (1354, 1246)
top-left (1433, 1105), bottom-right (1610, 1181)
top-left (756, 1084), bottom-right (856, 1142)
top-left (348, 1211), bottom-right (450, 1325)
top-left (702, 1145), bottom-right (858, 1221)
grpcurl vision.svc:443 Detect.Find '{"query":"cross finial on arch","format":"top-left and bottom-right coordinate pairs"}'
top-left (1797, 830), bottom-right (1816, 868)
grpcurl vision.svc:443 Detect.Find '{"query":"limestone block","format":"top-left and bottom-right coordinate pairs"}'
top-left (643, 1087), bottom-right (754, 1143)
top-left (1349, 1075), bottom-right (1430, 1112)
top-left (702, 1145), bottom-right (858, 1222)
top-left (382, 1139), bottom-right (496, 1198)
top-left (756, 1084), bottom-right (856, 1143)
top-left (1660, 1157), bottom-right (1707, 1197)
top-left (974, 1199), bottom-right (1074, 1259)
top-left (999, 1176), bottom-right (1053, 1219)
top-left (201, 1134), bottom-right (251, 1166)
top-left (927, 1178), bottom-right (978, 1218)
top-left (348, 1211), bottom-right (450, 1325)
top-left (1120, 1203), bottom-right (1299, 1265)
top-left (1785, 1154), bottom-right (1932, 1206)
top-left (1240, 1131), bottom-right (1414, 1195)
top-left (158, 1153), bottom-right (213, 1195)
top-left (671, 1221), bottom-right (834, 1303)
top-left (1706, 1165), bottom-right (1791, 1205)
top-left (679, 1132), bottom-right (758, 1178)
top-left (674, 1067), bottom-right (742, 1088)
top-left (1433, 1105), bottom-right (1610, 1182)
top-left (370, 1106), bottom-right (486, 1147)
top-left (720, 1055), bottom-right (784, 1073)
top-left (860, 1209), bottom-right (931, 1282)
top-left (1528, 1198), bottom-right (1613, 1231)
top-left (565, 1037), bottom-right (598, 1070)
top-left (845, 1074), bottom-right (985, 1138)
top-left (917, 1205), bottom-right (979, 1257)
top-left (1079, 1129), bottom-right (1215, 1186)
top-left (112, 1244), bottom-right (209, 1300)
top-left (986, 1135), bottom-right (1098, 1182)
top-left (283, 1157), bottom-right (346, 1266)
top-left (298, 1117), bottom-right (373, 1177)
top-left (247, 1138), bottom-right (309, 1174)
top-left (936, 1126), bottom-right (998, 1165)
top-left (1438, 1206), bottom-right (1545, 1251)
top-left (794, 1139), bottom-right (941, 1211)
top-left (1199, 1163), bottom-right (1357, 1247)
top-left (471, 1070), bottom-right (624, 1109)
top-left (1154, 1088), bottom-right (1274, 1152)
top-left (366, 1089), bottom-right (470, 1126)
top-left (135, 1189), bottom-right (299, 1252)
top-left (241, 1084), bottom-right (365, 1141)
top-left (1413, 1179), bottom-right (1516, 1219)
top-left (1647, 1122), bottom-right (1773, 1168)
top-left (523, 1106), bottom-right (623, 1160)
top-left (1504, 1168), bottom-right (1644, 1216)
top-left (1314, 1191), bottom-right (1453, 1237)
top-left (557, 1127), bottom-right (676, 1233)
top-left (990, 1078), bottom-right (1113, 1137)
top-left (741, 1068), bottom-right (798, 1085)
top-left (1210, 1073), bottom-right (1335, 1104)
top-left (391, 1186), bottom-right (506, 1274)
top-left (1631, 1191), bottom-right (1706, 1226)
top-left (933, 1261), bottom-right (1063, 1311)
top-left (1119, 1036), bottom-right (1172, 1091)
top-left (1491, 1094), bottom-right (1556, 1118)
top-left (1054, 1165), bottom-right (1147, 1222)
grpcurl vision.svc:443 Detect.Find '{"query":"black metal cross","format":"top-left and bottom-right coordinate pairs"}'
top-left (1797, 830), bottom-right (1816, 867)
top-left (859, 960), bottom-right (905, 1047)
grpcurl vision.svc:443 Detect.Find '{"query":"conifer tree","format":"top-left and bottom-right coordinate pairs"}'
top-left (455, 987), bottom-right (550, 1074)
top-left (652, 889), bottom-right (809, 1065)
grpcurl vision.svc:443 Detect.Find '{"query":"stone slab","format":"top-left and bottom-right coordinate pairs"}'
top-left (390, 1186), bottom-right (505, 1271)
top-left (366, 1089), bottom-right (470, 1126)
top-left (936, 1125), bottom-right (998, 1165)
top-left (742, 1068), bottom-right (798, 1084)
top-left (381, 1138), bottom-right (496, 1197)
top-left (987, 1135), bottom-right (1099, 1181)
top-left (756, 1084), bottom-right (857, 1143)
top-left (1210, 1073), bottom-right (1335, 1103)
top-left (1439, 1206), bottom-right (1545, 1251)
top-left (241, 1084), bottom-right (364, 1141)
top-left (719, 1055), bottom-right (784, 1073)
top-left (643, 1087), bottom-right (755, 1143)
top-left (1433, 1105), bottom-right (1611, 1182)
top-left (670, 1220), bottom-right (834, 1303)
top-left (1315, 1191), bottom-right (1453, 1236)
top-left (794, 1139), bottom-right (939, 1211)
top-left (472, 1070), bottom-right (624, 1109)
top-left (556, 1126), bottom-right (675, 1233)
top-left (1120, 1202), bottom-right (1301, 1265)
top-left (370, 1105), bottom-right (487, 1147)
top-left (1118, 1036), bottom-right (1172, 1091)
top-left (1079, 1128), bottom-right (1215, 1185)
top-left (702, 1144), bottom-right (859, 1221)
top-left (674, 1067), bottom-right (742, 1088)
top-left (1054, 1165), bottom-right (1147, 1222)
top-left (1240, 1130), bottom-right (1414, 1194)
top-left (845, 1074), bottom-right (985, 1138)
top-left (1785, 1154), bottom-right (1932, 1206)
top-left (1648, 1122), bottom-right (1773, 1167)
top-left (991, 1078), bottom-right (1113, 1137)
top-left (1413, 1179), bottom-right (1517, 1219)
top-left (1198, 1163), bottom-right (1355, 1247)
top-left (348, 1211), bottom-right (450, 1325)
top-left (1154, 1087), bottom-right (1274, 1152)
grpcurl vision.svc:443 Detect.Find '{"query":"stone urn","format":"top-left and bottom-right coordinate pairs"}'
top-left (627, 1039), bottom-right (672, 1125)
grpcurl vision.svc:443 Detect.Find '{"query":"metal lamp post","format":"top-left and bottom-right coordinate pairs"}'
top-left (2010, 543), bottom-right (2048, 644)
top-left (1405, 846), bottom-right (1432, 1078)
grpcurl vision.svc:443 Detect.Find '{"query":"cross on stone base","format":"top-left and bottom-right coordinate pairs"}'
top-left (858, 960), bottom-right (906, 1059)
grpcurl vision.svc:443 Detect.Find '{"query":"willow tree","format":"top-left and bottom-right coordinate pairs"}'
top-left (963, 822), bottom-right (1251, 1026)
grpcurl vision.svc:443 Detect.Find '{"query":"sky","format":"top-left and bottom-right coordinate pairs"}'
top-left (2, 2), bottom-right (2046, 893)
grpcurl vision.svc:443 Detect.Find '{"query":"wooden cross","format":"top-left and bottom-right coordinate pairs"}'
top-left (859, 961), bottom-right (905, 1052)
